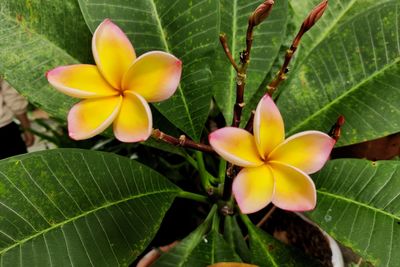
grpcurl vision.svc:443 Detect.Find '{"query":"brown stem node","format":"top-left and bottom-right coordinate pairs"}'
top-left (178, 135), bottom-right (186, 146)
top-left (151, 129), bottom-right (214, 154)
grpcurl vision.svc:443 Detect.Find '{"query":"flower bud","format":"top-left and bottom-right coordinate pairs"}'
top-left (302, 0), bottom-right (328, 32)
top-left (249, 0), bottom-right (274, 26)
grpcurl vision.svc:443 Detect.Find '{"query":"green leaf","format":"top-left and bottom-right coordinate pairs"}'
top-left (0, 149), bottom-right (180, 266)
top-left (153, 207), bottom-right (241, 266)
top-left (212, 0), bottom-right (288, 124)
top-left (241, 214), bottom-right (319, 267)
top-left (309, 159), bottom-right (400, 266)
top-left (277, 0), bottom-right (400, 146)
top-left (77, 0), bottom-right (220, 141)
top-left (185, 229), bottom-right (242, 266)
top-left (0, 0), bottom-right (91, 121)
top-left (223, 215), bottom-right (251, 262)
top-left (288, 0), bottom-right (360, 65)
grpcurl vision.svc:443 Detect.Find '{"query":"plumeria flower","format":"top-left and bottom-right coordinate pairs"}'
top-left (46, 19), bottom-right (182, 142)
top-left (209, 95), bottom-right (335, 214)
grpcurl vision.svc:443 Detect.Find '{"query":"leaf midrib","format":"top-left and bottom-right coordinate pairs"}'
top-left (149, 0), bottom-right (197, 139)
top-left (227, 0), bottom-right (238, 124)
top-left (287, 57), bottom-right (400, 135)
top-left (317, 190), bottom-right (400, 221)
top-left (249, 228), bottom-right (278, 267)
top-left (178, 223), bottom-right (209, 267)
top-left (0, 189), bottom-right (180, 255)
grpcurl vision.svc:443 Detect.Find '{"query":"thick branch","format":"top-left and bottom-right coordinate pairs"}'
top-left (244, 110), bottom-right (255, 133)
top-left (152, 129), bottom-right (214, 154)
top-left (231, 73), bottom-right (246, 127)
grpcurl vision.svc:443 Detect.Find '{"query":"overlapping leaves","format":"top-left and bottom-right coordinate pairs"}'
top-left (153, 207), bottom-right (242, 266)
top-left (0, 0), bottom-right (90, 121)
top-left (0, 149), bottom-right (180, 265)
top-left (212, 0), bottom-right (288, 124)
top-left (310, 159), bottom-right (400, 266)
top-left (277, 0), bottom-right (400, 146)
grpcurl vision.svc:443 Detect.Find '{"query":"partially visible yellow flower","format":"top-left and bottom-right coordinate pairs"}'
top-left (209, 95), bottom-right (335, 214)
top-left (47, 19), bottom-right (182, 142)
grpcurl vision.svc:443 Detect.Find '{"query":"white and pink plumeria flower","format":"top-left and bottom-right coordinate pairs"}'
top-left (209, 95), bottom-right (335, 214)
top-left (47, 19), bottom-right (182, 142)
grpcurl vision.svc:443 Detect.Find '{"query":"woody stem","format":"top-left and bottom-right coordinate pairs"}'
top-left (151, 129), bottom-right (214, 154)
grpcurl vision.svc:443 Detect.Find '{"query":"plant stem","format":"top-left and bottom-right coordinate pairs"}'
top-left (256, 205), bottom-right (276, 227)
top-left (205, 204), bottom-right (218, 224)
top-left (177, 190), bottom-right (209, 204)
top-left (219, 33), bottom-right (239, 72)
top-left (218, 160), bottom-right (227, 181)
top-left (267, 0), bottom-right (328, 96)
top-left (211, 211), bottom-right (220, 231)
top-left (231, 21), bottom-right (253, 127)
top-left (231, 1), bottom-right (274, 127)
top-left (184, 152), bottom-right (198, 170)
top-left (195, 151), bottom-right (215, 194)
top-left (217, 160), bottom-right (227, 195)
top-left (152, 129), bottom-right (214, 154)
top-left (244, 110), bottom-right (255, 133)
top-left (239, 212), bottom-right (252, 228)
top-left (241, 206), bottom-right (277, 240)
top-left (240, 213), bottom-right (259, 241)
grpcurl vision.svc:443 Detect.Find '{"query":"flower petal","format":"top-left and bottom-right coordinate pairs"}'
top-left (269, 131), bottom-right (335, 174)
top-left (46, 65), bottom-right (118, 98)
top-left (232, 165), bottom-right (274, 214)
top-left (113, 92), bottom-right (152, 142)
top-left (68, 96), bottom-right (122, 140)
top-left (92, 19), bottom-right (136, 89)
top-left (209, 127), bottom-right (264, 167)
top-left (122, 51), bottom-right (182, 102)
top-left (269, 162), bottom-right (316, 211)
top-left (254, 94), bottom-right (285, 159)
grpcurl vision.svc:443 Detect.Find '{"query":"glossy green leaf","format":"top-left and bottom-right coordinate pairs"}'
top-left (0, 0), bottom-right (91, 121)
top-left (309, 159), bottom-right (400, 266)
top-left (77, 0), bottom-right (220, 141)
top-left (278, 0), bottom-right (400, 146)
top-left (288, 0), bottom-right (360, 65)
top-left (241, 215), bottom-right (319, 267)
top-left (153, 208), bottom-right (241, 266)
top-left (0, 149), bottom-right (180, 266)
top-left (212, 0), bottom-right (288, 124)
top-left (223, 215), bottom-right (251, 262)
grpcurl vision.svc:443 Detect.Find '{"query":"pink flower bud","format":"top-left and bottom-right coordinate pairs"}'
top-left (249, 0), bottom-right (274, 26)
top-left (302, 0), bottom-right (328, 32)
